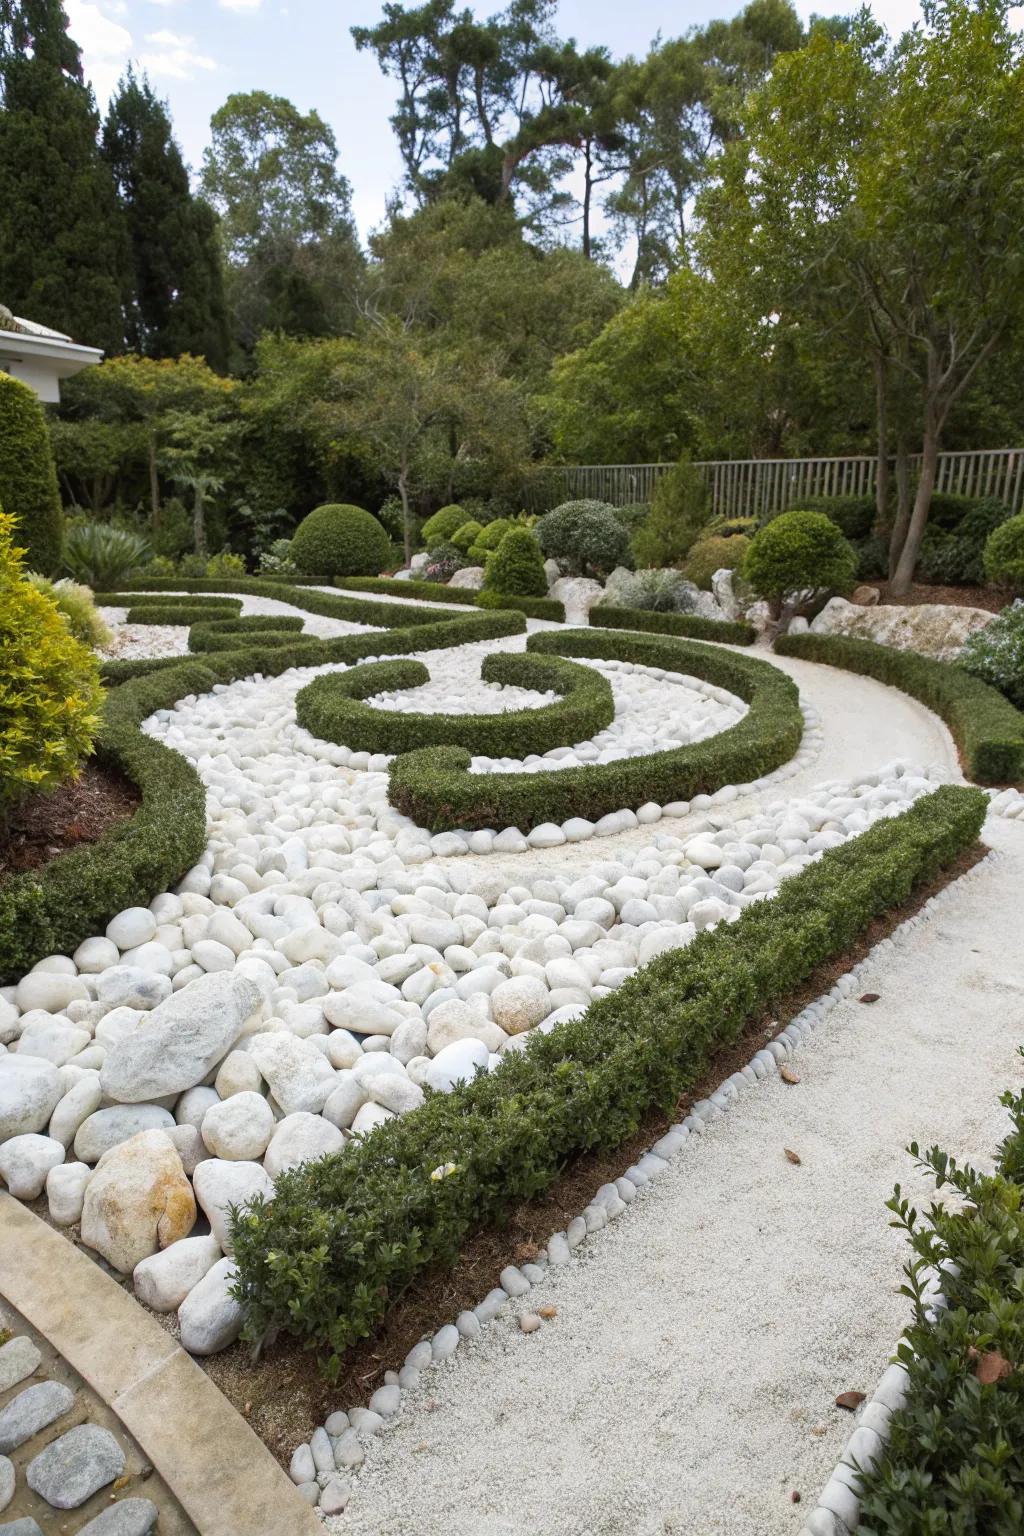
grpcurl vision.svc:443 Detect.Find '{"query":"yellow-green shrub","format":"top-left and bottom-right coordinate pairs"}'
top-left (685, 534), bottom-right (751, 589)
top-left (0, 511), bottom-right (103, 813)
top-left (25, 575), bottom-right (111, 647)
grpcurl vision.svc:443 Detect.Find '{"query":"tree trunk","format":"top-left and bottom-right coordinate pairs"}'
top-left (148, 433), bottom-right (160, 528)
top-left (582, 140), bottom-right (593, 260)
top-left (193, 486), bottom-right (207, 559)
top-left (888, 434), bottom-right (913, 579)
top-left (891, 415), bottom-right (940, 595)
top-left (873, 353), bottom-right (889, 535)
top-left (398, 468), bottom-right (412, 567)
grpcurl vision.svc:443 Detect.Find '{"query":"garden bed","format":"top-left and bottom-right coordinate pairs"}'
top-left (0, 763), bottom-right (140, 880)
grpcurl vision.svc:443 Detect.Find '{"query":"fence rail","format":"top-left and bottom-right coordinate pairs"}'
top-left (537, 449), bottom-right (1024, 519)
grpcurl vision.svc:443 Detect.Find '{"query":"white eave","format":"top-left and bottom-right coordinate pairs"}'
top-left (0, 321), bottom-right (103, 403)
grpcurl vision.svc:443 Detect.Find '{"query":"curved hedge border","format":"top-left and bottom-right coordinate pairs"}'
top-left (2, 602), bottom-right (527, 979)
top-left (333, 577), bottom-right (568, 623)
top-left (110, 577), bottom-right (473, 632)
top-left (295, 652), bottom-right (615, 758)
top-left (230, 783), bottom-right (987, 1365)
top-left (187, 615), bottom-right (305, 653)
top-left (591, 604), bottom-right (756, 646)
top-left (776, 631), bottom-right (1024, 785)
top-left (388, 628), bottom-right (803, 832)
top-left (474, 590), bottom-right (565, 622)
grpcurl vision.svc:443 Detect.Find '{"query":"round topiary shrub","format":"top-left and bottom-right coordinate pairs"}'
top-left (421, 504), bottom-right (466, 546)
top-left (983, 513), bottom-right (1024, 592)
top-left (536, 500), bottom-right (630, 578)
top-left (467, 518), bottom-right (513, 562)
top-left (742, 509), bottom-right (858, 618)
top-left (0, 509), bottom-right (102, 814)
top-left (451, 519), bottom-right (483, 552)
top-left (685, 534), bottom-right (751, 590)
top-left (290, 504), bottom-right (390, 577)
top-left (483, 526), bottom-right (547, 597)
top-left (0, 373), bottom-right (64, 574)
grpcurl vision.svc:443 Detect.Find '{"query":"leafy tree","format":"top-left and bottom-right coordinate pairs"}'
top-left (0, 0), bottom-right (126, 351)
top-left (201, 91), bottom-right (364, 351)
top-left (102, 69), bottom-right (229, 370)
top-left (158, 409), bottom-right (236, 558)
top-left (0, 373), bottom-right (64, 572)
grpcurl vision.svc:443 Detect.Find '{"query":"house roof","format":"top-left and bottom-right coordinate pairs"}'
top-left (0, 304), bottom-right (103, 402)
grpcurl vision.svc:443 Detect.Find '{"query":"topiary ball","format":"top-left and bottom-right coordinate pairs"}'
top-left (421, 504), bottom-right (466, 546)
top-left (983, 513), bottom-right (1024, 592)
top-left (535, 500), bottom-right (629, 578)
top-left (685, 534), bottom-right (751, 590)
top-left (742, 510), bottom-right (858, 610)
top-left (290, 504), bottom-right (390, 577)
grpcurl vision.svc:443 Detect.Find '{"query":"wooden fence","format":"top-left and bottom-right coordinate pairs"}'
top-left (536, 448), bottom-right (1024, 518)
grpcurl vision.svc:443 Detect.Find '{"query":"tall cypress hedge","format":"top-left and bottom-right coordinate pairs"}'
top-left (0, 374), bottom-right (64, 574)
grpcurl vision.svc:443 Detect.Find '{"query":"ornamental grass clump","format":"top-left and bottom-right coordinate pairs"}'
top-left (0, 511), bottom-right (103, 818)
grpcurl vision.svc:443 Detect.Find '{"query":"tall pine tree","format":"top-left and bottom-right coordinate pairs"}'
top-left (103, 70), bottom-right (230, 371)
top-left (0, 0), bottom-right (126, 351)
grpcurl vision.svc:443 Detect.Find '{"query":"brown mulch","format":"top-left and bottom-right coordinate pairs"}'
top-left (872, 580), bottom-right (1008, 614)
top-left (0, 763), bottom-right (140, 879)
top-left (189, 841), bottom-right (985, 1465)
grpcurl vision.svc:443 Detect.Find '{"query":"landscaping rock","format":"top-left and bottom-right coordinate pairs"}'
top-left (0, 1337), bottom-right (40, 1393)
top-left (26, 1425), bottom-right (124, 1509)
top-left (245, 1031), bottom-right (336, 1115)
top-left (177, 1257), bottom-right (245, 1354)
top-left (200, 1092), bottom-right (275, 1160)
top-left (0, 1455), bottom-right (12, 1514)
top-left (809, 595), bottom-right (995, 660)
top-left (0, 1382), bottom-right (75, 1454)
top-left (262, 1112), bottom-right (345, 1177)
top-left (0, 1057), bottom-right (61, 1141)
top-left (75, 1499), bottom-right (159, 1535)
top-left (0, 1134), bottom-right (64, 1198)
top-left (80, 1130), bottom-right (195, 1273)
top-left (46, 1161), bottom-right (91, 1225)
top-left (133, 1233), bottom-right (222, 1311)
top-left (74, 1105), bottom-right (175, 1164)
top-left (192, 1158), bottom-right (273, 1252)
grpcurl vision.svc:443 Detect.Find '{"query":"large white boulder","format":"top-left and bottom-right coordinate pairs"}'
top-left (0, 1056), bottom-right (62, 1141)
top-left (134, 1233), bottom-right (222, 1312)
top-left (246, 1031), bottom-right (336, 1115)
top-left (178, 1257), bottom-right (245, 1355)
top-left (809, 596), bottom-right (995, 661)
top-left (448, 566), bottom-right (484, 590)
top-left (549, 576), bottom-right (604, 625)
top-left (192, 1158), bottom-right (274, 1252)
top-left (80, 1130), bottom-right (196, 1273)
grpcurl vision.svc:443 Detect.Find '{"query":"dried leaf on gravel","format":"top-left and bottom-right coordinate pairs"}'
top-left (537, 1305), bottom-right (558, 1319)
top-left (780, 1066), bottom-right (801, 1084)
top-left (784, 1148), bottom-right (802, 1165)
top-left (859, 992), bottom-right (881, 1004)
top-left (973, 1349), bottom-right (1014, 1384)
top-left (835, 1391), bottom-right (866, 1411)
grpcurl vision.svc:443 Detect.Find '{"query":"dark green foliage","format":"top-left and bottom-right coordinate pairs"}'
top-left (917, 497), bottom-right (1013, 586)
top-left (389, 629), bottom-right (803, 832)
top-left (858, 536), bottom-right (890, 580)
top-left (102, 69), bottom-right (229, 369)
top-left (422, 542), bottom-right (471, 582)
top-left (474, 590), bottom-right (566, 621)
top-left (776, 631), bottom-right (1024, 784)
top-left (856, 1078), bottom-right (1024, 1533)
top-left (778, 494), bottom-right (876, 541)
top-left (334, 576), bottom-right (479, 606)
top-left (0, 0), bottom-right (128, 354)
top-left (290, 504), bottom-right (390, 577)
top-left (685, 534), bottom-right (751, 589)
top-left (590, 605), bottom-right (756, 645)
top-left (631, 460), bottom-right (711, 567)
top-left (229, 783), bottom-right (986, 1367)
top-left (0, 374), bottom-right (64, 572)
top-left (187, 614), bottom-right (305, 653)
top-left (482, 527), bottom-right (547, 597)
top-left (985, 514), bottom-right (1024, 592)
top-left (63, 524), bottom-right (149, 587)
top-left (296, 653), bottom-right (614, 757)
top-left (420, 505), bottom-right (466, 545)
top-left (959, 602), bottom-right (1024, 710)
top-left (742, 510), bottom-right (858, 604)
top-left (536, 500), bottom-right (630, 578)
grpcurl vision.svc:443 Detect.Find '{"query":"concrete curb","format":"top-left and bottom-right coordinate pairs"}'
top-left (0, 1193), bottom-right (321, 1536)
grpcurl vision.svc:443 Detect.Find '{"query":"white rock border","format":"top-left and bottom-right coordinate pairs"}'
top-left (289, 845), bottom-right (1000, 1518)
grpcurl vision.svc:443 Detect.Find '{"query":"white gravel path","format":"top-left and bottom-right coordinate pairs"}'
top-left (337, 816), bottom-right (1024, 1536)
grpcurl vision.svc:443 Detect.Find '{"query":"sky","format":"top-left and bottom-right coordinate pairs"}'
top-left (64, 0), bottom-right (951, 243)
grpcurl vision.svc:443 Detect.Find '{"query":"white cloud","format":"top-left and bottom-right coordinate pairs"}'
top-left (64, 0), bottom-right (132, 104)
top-left (139, 29), bottom-right (217, 79)
top-left (218, 0), bottom-right (262, 11)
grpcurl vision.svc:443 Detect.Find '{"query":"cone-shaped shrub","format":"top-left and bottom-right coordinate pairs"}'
top-left (483, 526), bottom-right (547, 597)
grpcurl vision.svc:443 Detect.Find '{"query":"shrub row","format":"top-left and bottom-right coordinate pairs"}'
top-left (95, 593), bottom-right (243, 616)
top-left (295, 653), bottom-right (615, 758)
top-left (856, 1079), bottom-right (1024, 1532)
top-left (776, 631), bottom-right (1024, 785)
top-left (333, 577), bottom-right (567, 622)
top-left (187, 614), bottom-right (306, 653)
top-left (4, 605), bottom-right (527, 977)
top-left (230, 782), bottom-right (987, 1367)
top-left (591, 604), bottom-right (756, 646)
top-left (475, 590), bottom-right (565, 621)
top-left (388, 628), bottom-right (803, 833)
top-left (108, 577), bottom-right (466, 631)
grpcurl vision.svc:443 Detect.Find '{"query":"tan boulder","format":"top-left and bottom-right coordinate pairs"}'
top-left (809, 596), bottom-right (995, 661)
top-left (851, 585), bottom-right (881, 607)
top-left (80, 1129), bottom-right (195, 1273)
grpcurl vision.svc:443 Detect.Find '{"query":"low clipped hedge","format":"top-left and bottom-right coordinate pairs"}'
top-left (107, 577), bottom-right (471, 632)
top-left (230, 783), bottom-right (987, 1366)
top-left (4, 603), bottom-right (527, 977)
top-left (96, 593), bottom-right (243, 616)
top-left (857, 1082), bottom-right (1024, 1531)
top-left (388, 628), bottom-right (802, 832)
top-left (475, 590), bottom-right (566, 622)
top-left (334, 576), bottom-right (479, 606)
top-left (776, 631), bottom-right (1024, 785)
top-left (188, 615), bottom-right (305, 653)
top-left (295, 653), bottom-right (615, 758)
top-left (591, 605), bottom-right (756, 646)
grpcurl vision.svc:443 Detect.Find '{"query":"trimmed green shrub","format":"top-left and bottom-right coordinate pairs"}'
top-left (0, 374), bottom-right (64, 574)
top-left (230, 783), bottom-right (986, 1366)
top-left (334, 576), bottom-right (479, 607)
top-left (188, 615), bottom-right (305, 653)
top-left (632, 458), bottom-right (711, 567)
top-left (776, 494), bottom-right (875, 542)
top-left (959, 602), bottom-right (1024, 711)
top-left (296, 653), bottom-right (614, 758)
top-left (590, 606), bottom-right (756, 646)
top-left (918, 498), bottom-right (1013, 586)
top-left (451, 519), bottom-right (483, 552)
top-left (984, 513), bottom-right (1024, 592)
top-left (776, 631), bottom-right (1024, 784)
top-left (482, 526), bottom-right (547, 597)
top-left (685, 534), bottom-right (751, 590)
top-left (63, 523), bottom-right (150, 588)
top-left (205, 551), bottom-right (247, 579)
top-left (105, 576), bottom-right (488, 632)
top-left (420, 504), bottom-right (466, 546)
top-left (389, 628), bottom-right (802, 832)
top-left (474, 590), bottom-right (566, 621)
top-left (467, 518), bottom-right (513, 563)
top-left (535, 500), bottom-right (629, 579)
top-left (742, 510), bottom-right (858, 614)
top-left (0, 512), bottom-right (103, 815)
top-left (856, 1077), bottom-right (1024, 1532)
top-left (25, 576), bottom-right (111, 647)
top-left (290, 504), bottom-right (390, 578)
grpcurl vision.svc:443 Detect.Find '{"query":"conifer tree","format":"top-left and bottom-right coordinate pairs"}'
top-left (0, 0), bottom-right (126, 351)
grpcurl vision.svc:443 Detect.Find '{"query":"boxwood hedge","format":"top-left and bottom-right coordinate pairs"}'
top-left (776, 631), bottom-right (1024, 785)
top-left (106, 577), bottom-right (469, 632)
top-left (333, 576), bottom-right (480, 606)
top-left (295, 652), bottom-right (615, 758)
top-left (388, 628), bottom-right (803, 832)
top-left (591, 605), bottom-right (756, 646)
top-left (474, 589), bottom-right (566, 621)
top-left (230, 783), bottom-right (986, 1367)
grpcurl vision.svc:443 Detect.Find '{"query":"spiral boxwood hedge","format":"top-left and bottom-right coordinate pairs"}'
top-left (776, 631), bottom-right (1024, 785)
top-left (295, 653), bottom-right (615, 758)
top-left (388, 628), bottom-right (802, 833)
top-left (230, 782), bottom-right (986, 1366)
top-left (591, 605), bottom-right (756, 646)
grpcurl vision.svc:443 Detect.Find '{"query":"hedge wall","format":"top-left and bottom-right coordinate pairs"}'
top-left (230, 783), bottom-right (987, 1366)
top-left (776, 631), bottom-right (1024, 785)
top-left (107, 577), bottom-right (466, 632)
top-left (295, 652), bottom-right (615, 758)
top-left (388, 628), bottom-right (803, 832)
top-left (0, 373), bottom-right (64, 575)
top-left (591, 605), bottom-right (756, 646)
top-left (334, 576), bottom-right (479, 607)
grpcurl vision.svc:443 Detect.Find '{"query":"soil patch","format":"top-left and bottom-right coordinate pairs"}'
top-left (871, 580), bottom-right (1007, 613)
top-left (0, 761), bottom-right (140, 879)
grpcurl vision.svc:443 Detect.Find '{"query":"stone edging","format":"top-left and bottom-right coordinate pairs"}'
top-left (288, 841), bottom-right (999, 1518)
top-left (0, 1193), bottom-right (321, 1536)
